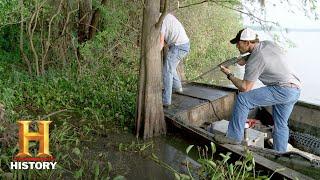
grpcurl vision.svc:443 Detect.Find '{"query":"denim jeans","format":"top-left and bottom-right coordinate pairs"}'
top-left (227, 86), bottom-right (301, 152)
top-left (163, 43), bottom-right (190, 105)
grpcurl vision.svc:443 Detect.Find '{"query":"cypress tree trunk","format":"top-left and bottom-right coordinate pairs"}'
top-left (136, 0), bottom-right (166, 139)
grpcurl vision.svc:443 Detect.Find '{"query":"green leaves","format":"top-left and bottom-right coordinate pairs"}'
top-left (210, 142), bottom-right (216, 154)
top-left (173, 173), bottom-right (192, 180)
top-left (190, 142), bottom-right (264, 179)
top-left (94, 161), bottom-right (100, 180)
top-left (219, 152), bottom-right (232, 164)
top-left (186, 145), bottom-right (194, 154)
top-left (113, 175), bottom-right (126, 180)
top-left (72, 147), bottom-right (81, 156)
top-left (74, 167), bottom-right (84, 179)
top-left (119, 141), bottom-right (154, 152)
top-left (228, 164), bottom-right (234, 176)
top-left (0, 0), bottom-right (19, 28)
top-left (174, 173), bottom-right (180, 180)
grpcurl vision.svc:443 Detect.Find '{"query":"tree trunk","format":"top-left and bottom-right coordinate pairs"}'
top-left (136, 0), bottom-right (166, 139)
top-left (78, 0), bottom-right (92, 44)
top-left (88, 0), bottom-right (107, 40)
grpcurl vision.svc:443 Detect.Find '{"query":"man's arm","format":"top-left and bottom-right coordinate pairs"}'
top-left (220, 65), bottom-right (254, 92)
top-left (160, 33), bottom-right (165, 49)
top-left (229, 75), bottom-right (254, 92)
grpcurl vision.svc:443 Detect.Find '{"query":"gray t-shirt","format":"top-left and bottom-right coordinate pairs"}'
top-left (244, 41), bottom-right (301, 87)
top-left (160, 14), bottom-right (189, 46)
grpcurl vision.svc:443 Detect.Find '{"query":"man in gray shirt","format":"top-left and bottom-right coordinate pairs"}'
top-left (219, 28), bottom-right (301, 152)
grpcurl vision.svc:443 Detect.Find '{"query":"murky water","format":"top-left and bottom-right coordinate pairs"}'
top-left (82, 131), bottom-right (199, 179)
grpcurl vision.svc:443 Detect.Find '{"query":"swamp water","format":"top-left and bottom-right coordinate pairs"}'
top-left (81, 131), bottom-right (199, 179)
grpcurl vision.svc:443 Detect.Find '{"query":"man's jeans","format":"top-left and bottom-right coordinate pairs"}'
top-left (227, 86), bottom-right (301, 152)
top-left (163, 43), bottom-right (190, 105)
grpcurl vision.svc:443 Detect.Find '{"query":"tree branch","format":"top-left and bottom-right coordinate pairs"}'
top-left (41, 0), bottom-right (64, 75)
top-left (177, 0), bottom-right (236, 9)
top-left (19, 0), bottom-right (32, 75)
top-left (41, 109), bottom-right (70, 119)
top-left (174, 0), bottom-right (277, 28)
top-left (0, 19), bottom-right (29, 29)
top-left (69, 32), bottom-right (82, 76)
top-left (62, 8), bottom-right (78, 35)
top-left (213, 1), bottom-right (278, 26)
top-left (155, 0), bottom-right (168, 29)
top-left (28, 1), bottom-right (40, 76)
top-left (178, 0), bottom-right (208, 9)
top-left (78, 22), bottom-right (99, 31)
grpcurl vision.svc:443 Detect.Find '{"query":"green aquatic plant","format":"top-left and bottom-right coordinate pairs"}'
top-left (184, 142), bottom-right (271, 180)
top-left (118, 141), bottom-right (154, 153)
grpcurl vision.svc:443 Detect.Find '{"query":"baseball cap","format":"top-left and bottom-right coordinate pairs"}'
top-left (230, 28), bottom-right (258, 44)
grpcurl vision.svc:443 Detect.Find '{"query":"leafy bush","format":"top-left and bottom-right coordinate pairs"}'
top-left (0, 1), bottom-right (140, 177)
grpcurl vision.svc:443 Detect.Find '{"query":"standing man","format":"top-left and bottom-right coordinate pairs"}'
top-left (161, 13), bottom-right (190, 107)
top-left (219, 28), bottom-right (301, 152)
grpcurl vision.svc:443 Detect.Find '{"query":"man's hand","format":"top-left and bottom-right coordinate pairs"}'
top-left (220, 65), bottom-right (254, 92)
top-left (160, 33), bottom-right (165, 49)
top-left (220, 65), bottom-right (231, 75)
top-left (237, 58), bottom-right (246, 66)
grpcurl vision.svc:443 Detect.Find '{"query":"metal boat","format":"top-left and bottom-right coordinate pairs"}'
top-left (164, 82), bottom-right (320, 180)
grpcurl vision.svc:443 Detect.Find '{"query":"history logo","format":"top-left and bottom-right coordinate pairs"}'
top-left (10, 121), bottom-right (57, 170)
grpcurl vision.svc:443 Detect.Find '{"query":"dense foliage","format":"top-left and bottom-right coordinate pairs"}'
top-left (0, 0), bottom-right (140, 178)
